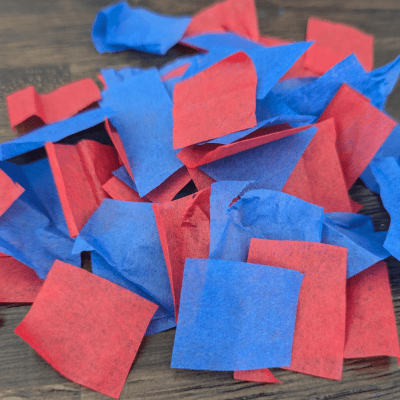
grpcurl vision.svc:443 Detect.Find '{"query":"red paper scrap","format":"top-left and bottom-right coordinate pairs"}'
top-left (0, 255), bottom-right (43, 303)
top-left (102, 176), bottom-right (148, 203)
top-left (14, 260), bottom-right (157, 398)
top-left (283, 119), bottom-right (353, 212)
top-left (187, 167), bottom-right (215, 191)
top-left (146, 167), bottom-right (192, 203)
top-left (242, 239), bottom-right (347, 380)
top-left (178, 124), bottom-right (308, 168)
top-left (319, 84), bottom-right (397, 190)
top-left (46, 140), bottom-right (120, 238)
top-left (160, 64), bottom-right (190, 81)
top-left (234, 369), bottom-right (282, 384)
top-left (153, 187), bottom-right (210, 320)
top-left (344, 261), bottom-right (400, 359)
top-left (304, 17), bottom-right (374, 75)
top-left (0, 168), bottom-right (25, 218)
top-left (7, 78), bottom-right (101, 133)
top-left (173, 51), bottom-right (257, 149)
top-left (184, 0), bottom-right (259, 41)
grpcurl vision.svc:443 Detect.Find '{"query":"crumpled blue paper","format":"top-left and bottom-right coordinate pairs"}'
top-left (0, 107), bottom-right (115, 161)
top-left (322, 212), bottom-right (389, 278)
top-left (0, 158), bottom-right (80, 278)
top-left (91, 252), bottom-right (176, 336)
top-left (370, 157), bottom-right (400, 261)
top-left (171, 258), bottom-right (304, 371)
top-left (200, 127), bottom-right (317, 188)
top-left (73, 199), bottom-right (175, 315)
top-left (100, 68), bottom-right (183, 197)
top-left (360, 124), bottom-right (400, 193)
top-left (273, 54), bottom-right (400, 119)
top-left (209, 181), bottom-right (324, 261)
top-left (92, 1), bottom-right (192, 55)
top-left (182, 33), bottom-right (313, 99)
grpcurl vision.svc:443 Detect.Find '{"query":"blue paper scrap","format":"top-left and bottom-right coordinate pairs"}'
top-left (209, 182), bottom-right (324, 261)
top-left (200, 127), bottom-right (317, 189)
top-left (92, 1), bottom-right (192, 55)
top-left (171, 258), bottom-right (304, 371)
top-left (100, 68), bottom-right (183, 196)
top-left (322, 212), bottom-right (389, 278)
top-left (0, 107), bottom-right (115, 161)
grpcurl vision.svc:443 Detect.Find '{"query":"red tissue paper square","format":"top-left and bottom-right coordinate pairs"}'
top-left (14, 260), bottom-right (158, 398)
top-left (45, 139), bottom-right (120, 238)
top-left (173, 51), bottom-right (257, 149)
top-left (6, 78), bottom-right (101, 134)
top-left (0, 253), bottom-right (43, 303)
top-left (344, 261), bottom-right (400, 359)
top-left (319, 84), bottom-right (397, 190)
top-left (304, 17), bottom-right (374, 75)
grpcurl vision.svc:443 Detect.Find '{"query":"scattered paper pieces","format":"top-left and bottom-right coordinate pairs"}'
top-left (0, 2), bottom-right (399, 396)
top-left (171, 258), bottom-right (304, 371)
top-left (15, 260), bottom-right (158, 398)
top-left (173, 51), bottom-right (257, 148)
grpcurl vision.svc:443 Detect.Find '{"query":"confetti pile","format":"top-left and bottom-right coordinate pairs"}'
top-left (1, 0), bottom-right (400, 398)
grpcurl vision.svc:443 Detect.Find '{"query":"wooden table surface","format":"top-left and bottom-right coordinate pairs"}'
top-left (1, 1), bottom-right (400, 399)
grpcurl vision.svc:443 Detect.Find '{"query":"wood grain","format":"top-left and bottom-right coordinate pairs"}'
top-left (1, 1), bottom-right (400, 399)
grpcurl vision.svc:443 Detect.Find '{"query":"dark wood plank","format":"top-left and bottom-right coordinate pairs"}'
top-left (1, 1), bottom-right (400, 399)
